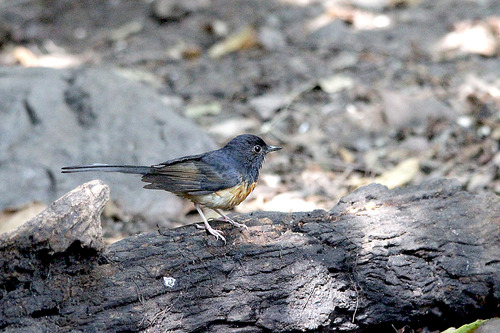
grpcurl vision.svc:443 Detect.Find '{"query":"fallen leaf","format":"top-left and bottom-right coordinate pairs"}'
top-left (13, 46), bottom-right (38, 66)
top-left (181, 45), bottom-right (203, 59)
top-left (339, 147), bottom-right (356, 164)
top-left (109, 21), bottom-right (143, 42)
top-left (208, 26), bottom-right (258, 59)
top-left (184, 102), bottom-right (221, 118)
top-left (318, 75), bottom-right (354, 94)
top-left (374, 157), bottom-right (420, 189)
top-left (308, 5), bottom-right (391, 31)
top-left (437, 19), bottom-right (499, 58)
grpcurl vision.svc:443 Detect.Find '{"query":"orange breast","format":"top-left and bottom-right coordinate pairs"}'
top-left (185, 182), bottom-right (257, 210)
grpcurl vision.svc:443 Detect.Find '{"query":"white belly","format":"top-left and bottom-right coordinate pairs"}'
top-left (183, 182), bottom-right (256, 210)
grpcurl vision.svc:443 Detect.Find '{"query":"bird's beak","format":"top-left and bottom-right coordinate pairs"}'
top-left (267, 145), bottom-right (282, 152)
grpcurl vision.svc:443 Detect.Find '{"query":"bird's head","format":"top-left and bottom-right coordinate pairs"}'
top-left (222, 134), bottom-right (281, 178)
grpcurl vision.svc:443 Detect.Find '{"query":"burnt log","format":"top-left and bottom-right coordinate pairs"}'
top-left (1, 179), bottom-right (499, 332)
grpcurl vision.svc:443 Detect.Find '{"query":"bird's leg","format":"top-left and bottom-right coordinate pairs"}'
top-left (195, 204), bottom-right (226, 243)
top-left (212, 208), bottom-right (248, 230)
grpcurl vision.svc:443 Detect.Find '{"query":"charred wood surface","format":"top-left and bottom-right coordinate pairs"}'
top-left (1, 179), bottom-right (499, 332)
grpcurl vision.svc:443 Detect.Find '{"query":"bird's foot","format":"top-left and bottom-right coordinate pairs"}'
top-left (214, 216), bottom-right (248, 230)
top-left (195, 204), bottom-right (226, 243)
top-left (196, 223), bottom-right (226, 243)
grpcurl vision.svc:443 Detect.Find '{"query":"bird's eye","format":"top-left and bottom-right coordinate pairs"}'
top-left (253, 145), bottom-right (262, 153)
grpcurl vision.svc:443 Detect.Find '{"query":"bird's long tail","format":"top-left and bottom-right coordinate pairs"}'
top-left (61, 164), bottom-right (151, 175)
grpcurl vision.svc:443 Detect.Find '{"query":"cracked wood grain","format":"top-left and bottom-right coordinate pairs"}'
top-left (0, 179), bottom-right (498, 332)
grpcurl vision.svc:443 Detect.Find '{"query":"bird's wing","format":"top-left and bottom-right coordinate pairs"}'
top-left (141, 154), bottom-right (240, 195)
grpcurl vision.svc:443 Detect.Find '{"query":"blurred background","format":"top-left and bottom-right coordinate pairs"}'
top-left (0, 0), bottom-right (499, 243)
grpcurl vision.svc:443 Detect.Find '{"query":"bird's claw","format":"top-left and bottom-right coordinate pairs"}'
top-left (196, 223), bottom-right (226, 243)
top-left (214, 216), bottom-right (248, 230)
top-left (227, 218), bottom-right (248, 230)
top-left (207, 227), bottom-right (226, 243)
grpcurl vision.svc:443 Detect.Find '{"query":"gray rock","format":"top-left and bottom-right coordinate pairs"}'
top-left (248, 93), bottom-right (287, 120)
top-left (0, 67), bottom-right (216, 220)
top-left (381, 89), bottom-right (458, 130)
top-left (307, 20), bottom-right (353, 49)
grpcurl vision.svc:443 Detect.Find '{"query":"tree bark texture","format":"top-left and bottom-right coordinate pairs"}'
top-left (1, 179), bottom-right (499, 332)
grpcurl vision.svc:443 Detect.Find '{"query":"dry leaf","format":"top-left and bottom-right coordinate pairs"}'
top-left (318, 75), bottom-right (354, 94)
top-left (13, 46), bottom-right (38, 66)
top-left (374, 157), bottom-right (420, 189)
top-left (339, 147), bottom-right (356, 164)
top-left (184, 102), bottom-right (222, 118)
top-left (308, 6), bottom-right (391, 31)
top-left (12, 45), bottom-right (84, 68)
top-left (181, 45), bottom-right (203, 59)
top-left (109, 21), bottom-right (143, 42)
top-left (208, 26), bottom-right (258, 59)
top-left (438, 20), bottom-right (499, 57)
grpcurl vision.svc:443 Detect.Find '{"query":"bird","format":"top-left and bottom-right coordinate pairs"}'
top-left (61, 134), bottom-right (281, 243)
